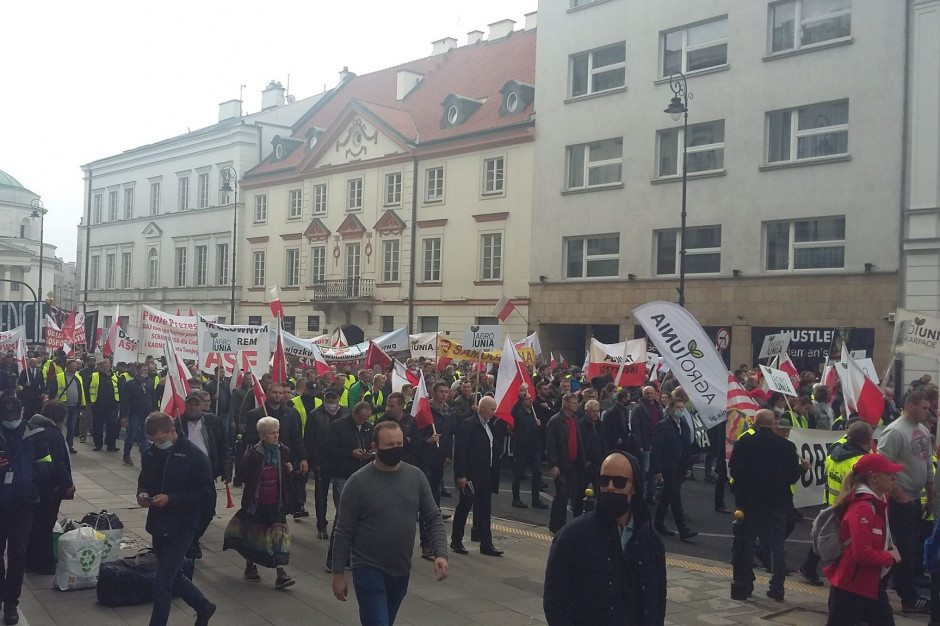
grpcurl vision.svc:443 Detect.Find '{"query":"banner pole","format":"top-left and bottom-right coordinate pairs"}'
top-left (880, 355), bottom-right (896, 392)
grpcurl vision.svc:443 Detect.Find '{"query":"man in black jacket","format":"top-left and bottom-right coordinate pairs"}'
top-left (510, 386), bottom-right (547, 509)
top-left (602, 388), bottom-right (632, 452)
top-left (415, 381), bottom-right (454, 551)
top-left (545, 393), bottom-right (585, 535)
top-left (120, 364), bottom-right (156, 465)
top-left (729, 409), bottom-right (802, 602)
top-left (630, 385), bottom-right (662, 503)
top-left (137, 412), bottom-right (216, 626)
top-left (650, 397), bottom-right (697, 540)
top-left (578, 399), bottom-right (606, 515)
top-left (450, 396), bottom-right (503, 556)
top-left (16, 358), bottom-right (45, 421)
top-left (303, 389), bottom-right (349, 538)
top-left (544, 451), bottom-right (667, 625)
top-left (533, 381), bottom-right (557, 458)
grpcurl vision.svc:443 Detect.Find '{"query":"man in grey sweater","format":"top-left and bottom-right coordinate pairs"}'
top-left (332, 421), bottom-right (448, 625)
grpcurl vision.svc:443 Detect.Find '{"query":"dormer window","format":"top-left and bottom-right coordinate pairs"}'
top-left (306, 127), bottom-right (325, 153)
top-left (271, 135), bottom-right (303, 161)
top-left (440, 94), bottom-right (484, 129)
top-left (447, 106), bottom-right (460, 125)
top-left (275, 144), bottom-right (285, 160)
top-left (499, 81), bottom-right (535, 117)
top-left (506, 92), bottom-right (519, 113)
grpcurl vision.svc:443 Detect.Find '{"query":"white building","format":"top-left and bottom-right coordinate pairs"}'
top-left (530, 0), bottom-right (905, 375)
top-left (77, 83), bottom-right (327, 329)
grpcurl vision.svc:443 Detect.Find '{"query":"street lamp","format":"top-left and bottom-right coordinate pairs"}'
top-left (220, 167), bottom-right (238, 322)
top-left (664, 72), bottom-right (691, 307)
top-left (30, 199), bottom-right (45, 304)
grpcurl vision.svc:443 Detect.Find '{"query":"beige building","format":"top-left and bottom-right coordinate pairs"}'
top-left (239, 19), bottom-right (537, 343)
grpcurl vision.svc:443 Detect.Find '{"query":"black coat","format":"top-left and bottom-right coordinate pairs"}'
top-left (137, 437), bottom-right (215, 538)
top-left (510, 400), bottom-right (539, 454)
top-left (453, 415), bottom-right (499, 494)
top-left (26, 415), bottom-right (73, 501)
top-left (303, 405), bottom-right (350, 471)
top-left (544, 510), bottom-right (667, 626)
top-left (177, 412), bottom-right (230, 482)
top-left (326, 415), bottom-right (373, 479)
top-left (630, 400), bottom-right (662, 450)
top-left (545, 412), bottom-right (584, 473)
top-left (602, 403), bottom-right (630, 451)
top-left (579, 417), bottom-right (606, 470)
top-left (121, 377), bottom-right (156, 418)
top-left (414, 403), bottom-right (454, 468)
top-left (17, 368), bottom-right (45, 404)
top-left (649, 417), bottom-right (690, 479)
top-left (729, 428), bottom-right (802, 511)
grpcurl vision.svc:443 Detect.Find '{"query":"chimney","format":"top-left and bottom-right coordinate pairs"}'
top-left (396, 70), bottom-right (423, 101)
top-left (524, 11), bottom-right (537, 30)
top-left (338, 66), bottom-right (355, 84)
top-left (488, 19), bottom-right (515, 40)
top-left (467, 30), bottom-right (484, 45)
top-left (431, 37), bottom-right (458, 56)
top-left (218, 99), bottom-right (243, 121)
top-left (261, 80), bottom-right (285, 110)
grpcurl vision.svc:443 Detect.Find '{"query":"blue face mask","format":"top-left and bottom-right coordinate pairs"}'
top-left (2, 419), bottom-right (22, 430)
top-left (155, 440), bottom-right (174, 450)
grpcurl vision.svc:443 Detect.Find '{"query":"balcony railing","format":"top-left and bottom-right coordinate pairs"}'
top-left (310, 278), bottom-right (374, 301)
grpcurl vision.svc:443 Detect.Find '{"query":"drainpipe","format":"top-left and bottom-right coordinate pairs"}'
top-left (407, 157), bottom-right (419, 335)
top-left (82, 169), bottom-right (92, 311)
top-left (896, 0), bottom-right (913, 385)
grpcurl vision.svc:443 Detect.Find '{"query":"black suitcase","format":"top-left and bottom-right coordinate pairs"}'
top-left (96, 549), bottom-right (195, 607)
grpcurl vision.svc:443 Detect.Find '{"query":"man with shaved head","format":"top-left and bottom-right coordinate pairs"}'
top-left (729, 408), bottom-right (802, 602)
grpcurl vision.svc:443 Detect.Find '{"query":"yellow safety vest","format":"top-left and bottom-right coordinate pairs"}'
top-left (42, 360), bottom-right (63, 380)
top-left (291, 395), bottom-right (323, 436)
top-left (89, 372), bottom-right (121, 403)
top-left (344, 375), bottom-right (356, 390)
top-left (54, 371), bottom-right (86, 407)
top-left (785, 410), bottom-right (809, 429)
top-left (338, 387), bottom-right (350, 408)
top-left (363, 389), bottom-right (385, 423)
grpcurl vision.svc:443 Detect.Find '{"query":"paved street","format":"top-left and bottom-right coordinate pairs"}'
top-left (13, 444), bottom-right (929, 626)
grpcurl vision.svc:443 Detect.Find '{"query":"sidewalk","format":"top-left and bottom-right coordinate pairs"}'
top-left (15, 445), bottom-right (931, 626)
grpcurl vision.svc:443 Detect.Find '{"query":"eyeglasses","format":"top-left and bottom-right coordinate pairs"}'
top-left (599, 475), bottom-right (632, 489)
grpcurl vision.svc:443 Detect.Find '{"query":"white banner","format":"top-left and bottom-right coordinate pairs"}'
top-left (892, 308), bottom-right (940, 360)
top-left (790, 428), bottom-right (841, 509)
top-left (587, 338), bottom-right (647, 386)
top-left (112, 326), bottom-right (140, 364)
top-left (633, 301), bottom-right (729, 428)
top-left (410, 332), bottom-right (440, 360)
top-left (0, 326), bottom-right (26, 353)
top-left (759, 333), bottom-right (791, 360)
top-left (759, 365), bottom-right (797, 396)
top-left (275, 327), bottom-right (408, 366)
top-left (139, 306), bottom-right (200, 360)
top-left (462, 325), bottom-right (503, 351)
top-left (198, 317), bottom-right (271, 375)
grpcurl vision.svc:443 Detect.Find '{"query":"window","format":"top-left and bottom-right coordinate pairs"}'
top-left (313, 184), bottom-right (327, 215)
top-left (216, 243), bottom-right (229, 285)
top-left (252, 251), bottom-right (266, 287)
top-left (254, 195), bottom-right (268, 222)
top-left (197, 172), bottom-right (210, 209)
top-left (483, 157), bottom-right (505, 195)
top-left (766, 217), bottom-right (845, 270)
top-left (422, 238), bottom-right (442, 282)
top-left (569, 43), bottom-right (626, 98)
top-left (385, 173), bottom-right (402, 206)
top-left (194, 245), bottom-right (208, 286)
top-left (420, 316), bottom-right (439, 333)
top-left (150, 182), bottom-right (160, 215)
top-left (289, 189), bottom-right (302, 219)
top-left (285, 249), bottom-right (300, 286)
top-left (382, 240), bottom-right (400, 283)
top-left (767, 101), bottom-right (848, 164)
top-left (108, 190), bottom-right (118, 221)
top-left (148, 249), bottom-right (159, 288)
top-left (567, 138), bottom-right (623, 190)
top-left (347, 178), bottom-right (363, 211)
top-left (656, 226), bottom-right (722, 275)
top-left (381, 316), bottom-right (394, 332)
top-left (93, 194), bottom-right (102, 224)
top-left (307, 315), bottom-right (321, 332)
top-left (476, 316), bottom-right (499, 326)
top-left (178, 177), bottom-right (190, 211)
top-left (426, 167), bottom-right (444, 202)
top-left (771, 0), bottom-right (851, 53)
top-left (248, 316), bottom-right (262, 326)
top-left (123, 188), bottom-right (135, 219)
top-left (658, 120), bottom-right (725, 177)
top-left (565, 235), bottom-right (619, 278)
top-left (19, 223), bottom-right (26, 238)
top-left (311, 247), bottom-right (326, 283)
top-left (346, 243), bottom-right (361, 278)
top-left (481, 233), bottom-right (502, 281)
top-left (283, 316), bottom-right (296, 334)
top-left (90, 256), bottom-right (100, 289)
top-left (121, 252), bottom-right (132, 288)
top-left (662, 17), bottom-right (728, 77)
top-left (105, 254), bottom-right (115, 289)
top-left (175, 248), bottom-right (187, 287)
top-left (10, 282), bottom-right (18, 292)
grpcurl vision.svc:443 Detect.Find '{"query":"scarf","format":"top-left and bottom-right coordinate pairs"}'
top-left (263, 442), bottom-right (280, 466)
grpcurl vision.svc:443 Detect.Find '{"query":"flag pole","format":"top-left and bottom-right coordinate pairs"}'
top-left (511, 304), bottom-right (530, 329)
top-left (879, 355), bottom-right (896, 392)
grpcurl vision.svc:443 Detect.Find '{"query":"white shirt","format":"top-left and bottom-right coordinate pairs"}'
top-left (186, 416), bottom-right (209, 457)
top-left (480, 414), bottom-right (493, 463)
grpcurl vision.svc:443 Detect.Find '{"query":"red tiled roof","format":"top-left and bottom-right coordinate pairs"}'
top-left (246, 29), bottom-right (536, 180)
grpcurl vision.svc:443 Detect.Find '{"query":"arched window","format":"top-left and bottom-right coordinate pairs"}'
top-left (148, 249), bottom-right (159, 288)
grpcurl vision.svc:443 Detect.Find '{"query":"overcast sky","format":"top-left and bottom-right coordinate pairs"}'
top-left (1, 0), bottom-right (537, 263)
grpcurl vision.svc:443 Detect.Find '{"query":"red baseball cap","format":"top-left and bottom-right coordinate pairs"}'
top-left (853, 454), bottom-right (904, 476)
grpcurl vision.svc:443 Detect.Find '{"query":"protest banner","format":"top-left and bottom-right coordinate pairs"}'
top-left (113, 326), bottom-right (139, 364)
top-left (758, 333), bottom-right (791, 361)
top-left (461, 325), bottom-right (503, 351)
top-left (410, 332), bottom-right (440, 360)
top-left (586, 338), bottom-right (646, 386)
top-left (892, 308), bottom-right (940, 360)
top-left (198, 316), bottom-right (270, 374)
top-left (759, 365), bottom-right (797, 396)
top-left (437, 336), bottom-right (535, 366)
top-left (274, 327), bottom-right (407, 366)
top-left (139, 306), bottom-right (200, 360)
top-left (0, 326), bottom-right (26, 353)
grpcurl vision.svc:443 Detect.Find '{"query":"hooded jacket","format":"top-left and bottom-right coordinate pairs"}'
top-left (0, 420), bottom-right (52, 506)
top-left (26, 414), bottom-right (73, 500)
top-left (823, 488), bottom-right (895, 599)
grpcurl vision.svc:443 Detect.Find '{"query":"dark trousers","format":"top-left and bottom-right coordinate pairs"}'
top-left (931, 568), bottom-right (940, 623)
top-left (802, 545), bottom-right (821, 577)
top-left (65, 405), bottom-right (80, 449)
top-left (452, 480), bottom-right (493, 545)
top-left (26, 497), bottom-right (61, 572)
top-left (0, 502), bottom-right (34, 609)
top-left (574, 463), bottom-right (600, 518)
top-left (123, 414), bottom-right (149, 457)
top-left (888, 499), bottom-right (921, 604)
top-left (290, 471), bottom-right (308, 513)
top-left (511, 448), bottom-right (541, 502)
top-left (418, 463), bottom-right (443, 548)
top-left (150, 530), bottom-right (212, 626)
top-left (549, 467), bottom-right (579, 534)
top-left (313, 469), bottom-right (330, 531)
top-left (713, 456), bottom-right (728, 509)
top-left (827, 584), bottom-right (895, 626)
top-left (742, 506), bottom-right (788, 596)
top-left (352, 566), bottom-right (410, 626)
top-left (655, 473), bottom-right (689, 533)
top-left (92, 405), bottom-right (119, 448)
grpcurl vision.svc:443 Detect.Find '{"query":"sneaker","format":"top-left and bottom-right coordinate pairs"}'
top-left (244, 564), bottom-right (261, 582)
top-left (3, 606), bottom-right (18, 625)
top-left (798, 565), bottom-right (824, 586)
top-left (766, 590), bottom-right (784, 603)
top-left (122, 455), bottom-right (134, 466)
top-left (902, 597), bottom-right (931, 613)
top-left (275, 574), bottom-right (295, 590)
top-left (679, 528), bottom-right (699, 541)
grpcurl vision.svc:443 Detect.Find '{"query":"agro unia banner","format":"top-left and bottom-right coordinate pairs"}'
top-left (198, 317), bottom-right (270, 374)
top-left (587, 338), bottom-right (646, 386)
top-left (633, 301), bottom-right (729, 428)
top-left (892, 308), bottom-right (940, 360)
top-left (410, 332), bottom-right (440, 360)
top-left (274, 327), bottom-right (408, 366)
top-left (0, 326), bottom-right (26, 352)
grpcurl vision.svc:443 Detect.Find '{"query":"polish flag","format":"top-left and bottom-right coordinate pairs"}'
top-left (246, 356), bottom-right (269, 408)
top-left (271, 319), bottom-right (288, 383)
top-left (330, 327), bottom-right (348, 348)
top-left (229, 350), bottom-right (251, 393)
top-left (14, 337), bottom-right (27, 372)
top-left (559, 353), bottom-right (569, 370)
top-left (549, 353), bottom-right (556, 369)
top-left (412, 369), bottom-right (434, 429)
top-left (310, 342), bottom-right (332, 377)
top-left (267, 284), bottom-right (285, 318)
top-left (160, 337), bottom-right (191, 418)
top-left (839, 351), bottom-right (884, 426)
top-left (436, 356), bottom-right (452, 372)
top-left (494, 335), bottom-right (533, 427)
top-left (514, 332), bottom-right (542, 357)
top-left (102, 305), bottom-right (120, 357)
top-left (778, 354), bottom-right (801, 391)
top-left (176, 308), bottom-right (181, 316)
top-left (62, 309), bottom-right (77, 343)
top-left (392, 359), bottom-right (420, 392)
top-left (365, 341), bottom-right (392, 371)
top-left (822, 363), bottom-right (839, 389)
top-left (490, 296), bottom-right (515, 322)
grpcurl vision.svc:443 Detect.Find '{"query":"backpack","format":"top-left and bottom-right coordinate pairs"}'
top-left (811, 501), bottom-right (875, 566)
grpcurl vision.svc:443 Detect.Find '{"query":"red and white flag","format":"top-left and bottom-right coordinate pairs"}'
top-left (310, 342), bottom-right (332, 377)
top-left (490, 296), bottom-right (515, 322)
top-left (62, 310), bottom-right (77, 343)
top-left (330, 327), bottom-right (348, 348)
top-left (188, 307), bottom-right (194, 316)
top-left (229, 350), bottom-right (251, 393)
top-left (365, 340), bottom-right (392, 371)
top-left (160, 337), bottom-right (191, 418)
top-left (14, 337), bottom-right (27, 372)
top-left (392, 359), bottom-right (420, 392)
top-left (267, 284), bottom-right (285, 319)
top-left (271, 319), bottom-right (288, 383)
top-left (838, 350), bottom-right (884, 426)
top-left (726, 374), bottom-right (760, 459)
top-left (247, 357), bottom-right (268, 408)
top-left (822, 363), bottom-right (838, 389)
top-left (514, 332), bottom-right (542, 357)
top-left (494, 335), bottom-right (534, 427)
top-left (412, 369), bottom-right (434, 429)
top-left (102, 305), bottom-right (120, 357)
top-left (778, 353), bottom-right (801, 391)
top-left (549, 353), bottom-right (556, 369)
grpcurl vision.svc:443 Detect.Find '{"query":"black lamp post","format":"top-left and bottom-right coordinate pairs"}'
top-left (220, 167), bottom-right (238, 322)
top-left (665, 73), bottom-right (691, 308)
top-left (30, 199), bottom-right (45, 304)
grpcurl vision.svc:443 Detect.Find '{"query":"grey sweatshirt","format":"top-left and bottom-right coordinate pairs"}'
top-left (878, 416), bottom-right (934, 500)
top-left (332, 461), bottom-right (447, 576)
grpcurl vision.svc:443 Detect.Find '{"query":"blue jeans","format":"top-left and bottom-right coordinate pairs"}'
top-left (123, 414), bottom-right (150, 457)
top-left (352, 566), bottom-right (410, 626)
top-left (150, 529), bottom-right (212, 626)
top-left (65, 405), bottom-right (80, 449)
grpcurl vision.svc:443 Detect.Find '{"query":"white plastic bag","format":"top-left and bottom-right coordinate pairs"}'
top-left (97, 528), bottom-right (123, 563)
top-left (55, 526), bottom-right (106, 591)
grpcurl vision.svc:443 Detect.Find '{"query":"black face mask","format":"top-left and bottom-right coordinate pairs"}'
top-left (375, 446), bottom-right (404, 467)
top-left (595, 492), bottom-right (631, 520)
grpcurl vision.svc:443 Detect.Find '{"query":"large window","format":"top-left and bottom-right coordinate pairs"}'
top-left (656, 226), bottom-right (722, 275)
top-left (381, 316), bottom-right (395, 332)
top-left (658, 120), bottom-right (725, 177)
top-left (383, 239), bottom-right (400, 283)
top-left (105, 254), bottom-right (115, 289)
top-left (766, 217), bottom-right (845, 270)
top-left (347, 178), bottom-right (363, 211)
top-left (483, 157), bottom-right (505, 195)
top-left (570, 43), bottom-right (626, 98)
top-left (662, 17), bottom-right (728, 77)
top-left (311, 247), bottom-right (326, 283)
top-left (216, 243), bottom-right (229, 285)
top-left (771, 0), bottom-right (851, 54)
top-left (313, 183), bottom-right (327, 215)
top-left (426, 167), bottom-right (445, 202)
top-left (194, 245), bottom-right (208, 286)
top-left (108, 190), bottom-right (118, 221)
top-left (480, 233), bottom-right (502, 281)
top-left (420, 316), bottom-right (439, 333)
top-left (148, 249), bottom-right (159, 288)
top-left (197, 172), bottom-right (209, 209)
top-left (90, 256), bottom-right (100, 289)
top-left (254, 195), bottom-right (268, 222)
top-left (385, 173), bottom-right (402, 206)
top-left (252, 251), bottom-right (266, 287)
top-left (422, 238), bottom-right (442, 282)
top-left (178, 177), bottom-right (190, 211)
top-left (121, 252), bottom-right (132, 288)
top-left (566, 235), bottom-right (619, 278)
top-left (345, 243), bottom-right (361, 279)
top-left (567, 138), bottom-right (623, 190)
top-left (767, 100), bottom-right (848, 164)
top-left (175, 248), bottom-right (187, 287)
top-left (123, 188), bottom-right (135, 219)
top-left (285, 248), bottom-right (300, 286)
top-left (93, 194), bottom-right (102, 224)
top-left (150, 182), bottom-right (160, 215)
top-left (289, 189), bottom-right (302, 219)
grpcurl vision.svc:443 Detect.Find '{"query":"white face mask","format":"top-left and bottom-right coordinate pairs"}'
top-left (2, 418), bottom-right (22, 430)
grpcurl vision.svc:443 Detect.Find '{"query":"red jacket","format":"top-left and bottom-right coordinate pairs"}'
top-left (823, 490), bottom-right (895, 599)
